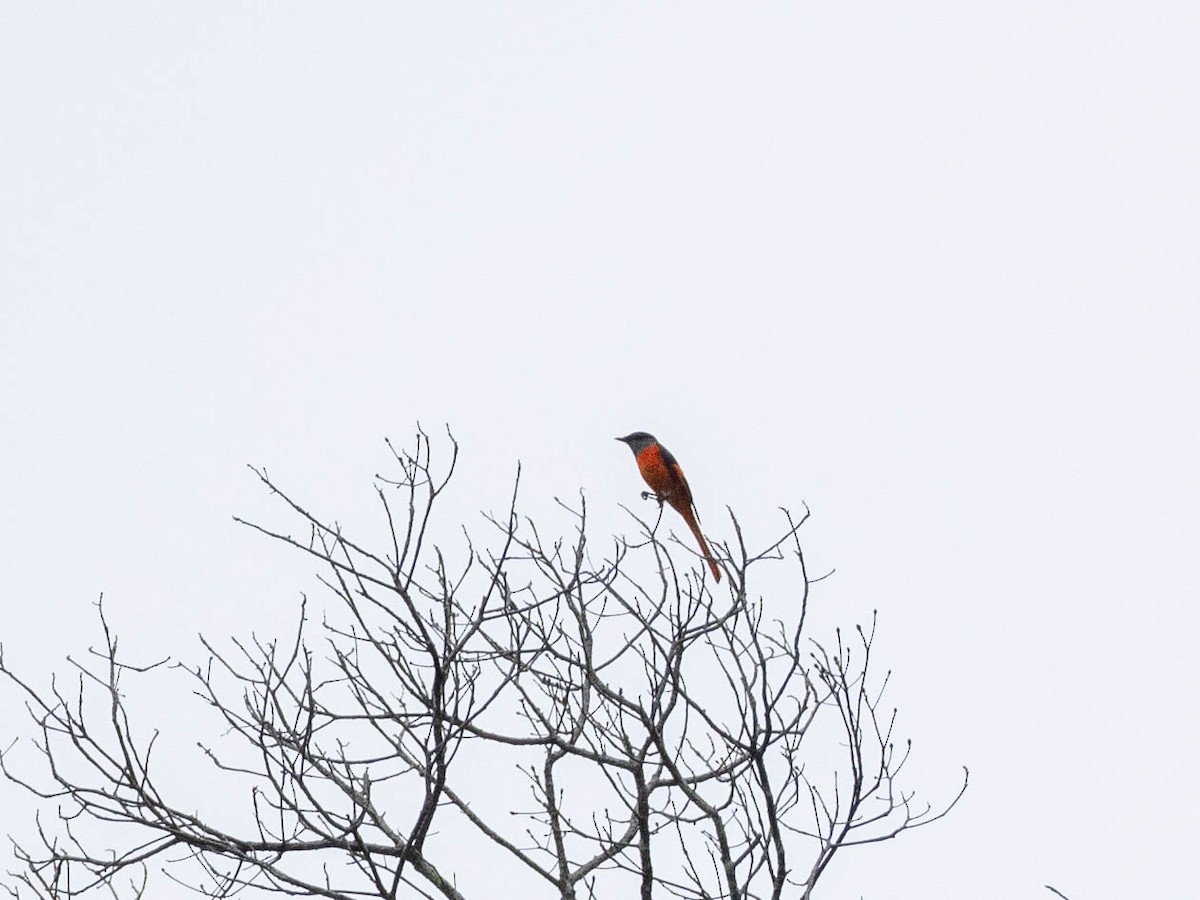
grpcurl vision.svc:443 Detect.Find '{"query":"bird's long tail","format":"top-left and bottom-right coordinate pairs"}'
top-left (675, 503), bottom-right (722, 582)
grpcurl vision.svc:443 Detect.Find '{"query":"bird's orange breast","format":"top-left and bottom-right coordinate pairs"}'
top-left (635, 444), bottom-right (691, 505)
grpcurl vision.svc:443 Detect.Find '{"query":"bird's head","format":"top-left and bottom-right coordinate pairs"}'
top-left (616, 432), bottom-right (657, 454)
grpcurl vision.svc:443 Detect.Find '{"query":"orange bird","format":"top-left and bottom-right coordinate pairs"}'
top-left (616, 432), bottom-right (721, 582)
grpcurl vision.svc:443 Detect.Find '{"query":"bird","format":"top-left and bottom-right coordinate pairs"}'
top-left (616, 431), bottom-right (721, 582)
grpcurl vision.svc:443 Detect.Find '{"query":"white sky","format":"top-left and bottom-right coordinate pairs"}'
top-left (2, 5), bottom-right (1198, 898)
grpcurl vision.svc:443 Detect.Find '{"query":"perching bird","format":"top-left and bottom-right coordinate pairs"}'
top-left (616, 431), bottom-right (721, 582)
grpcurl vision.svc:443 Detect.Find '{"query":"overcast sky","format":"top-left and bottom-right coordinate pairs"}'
top-left (2, 5), bottom-right (1198, 898)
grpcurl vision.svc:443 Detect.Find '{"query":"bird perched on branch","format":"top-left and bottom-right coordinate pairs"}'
top-left (616, 431), bottom-right (721, 582)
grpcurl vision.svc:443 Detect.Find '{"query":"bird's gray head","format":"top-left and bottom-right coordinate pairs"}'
top-left (616, 432), bottom-right (658, 454)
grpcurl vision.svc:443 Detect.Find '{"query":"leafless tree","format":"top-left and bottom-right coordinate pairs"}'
top-left (1, 429), bottom-right (966, 899)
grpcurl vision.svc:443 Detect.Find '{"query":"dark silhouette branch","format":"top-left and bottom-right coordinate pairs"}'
top-left (2, 429), bottom-right (965, 899)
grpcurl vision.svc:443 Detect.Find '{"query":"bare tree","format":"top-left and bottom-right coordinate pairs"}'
top-left (1, 430), bottom-right (966, 899)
